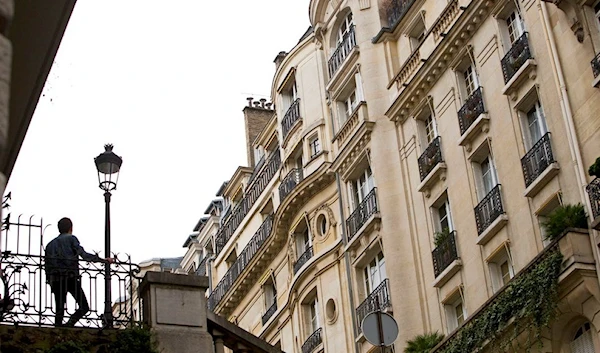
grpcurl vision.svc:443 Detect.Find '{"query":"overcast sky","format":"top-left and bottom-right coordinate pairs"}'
top-left (6, 1), bottom-right (310, 263)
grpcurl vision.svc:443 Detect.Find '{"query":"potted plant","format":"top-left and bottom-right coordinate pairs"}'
top-left (588, 157), bottom-right (600, 178)
top-left (542, 203), bottom-right (587, 241)
top-left (404, 332), bottom-right (444, 353)
top-left (433, 228), bottom-right (452, 248)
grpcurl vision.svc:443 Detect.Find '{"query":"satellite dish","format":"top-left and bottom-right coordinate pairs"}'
top-left (361, 311), bottom-right (399, 347)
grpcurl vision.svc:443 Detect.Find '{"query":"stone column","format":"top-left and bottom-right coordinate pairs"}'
top-left (213, 336), bottom-right (225, 353)
top-left (139, 272), bottom-right (213, 353)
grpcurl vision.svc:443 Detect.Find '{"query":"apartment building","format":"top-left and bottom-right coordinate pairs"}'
top-left (182, 0), bottom-right (600, 352)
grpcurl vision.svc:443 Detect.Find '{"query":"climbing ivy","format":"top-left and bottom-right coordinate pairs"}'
top-left (438, 250), bottom-right (563, 353)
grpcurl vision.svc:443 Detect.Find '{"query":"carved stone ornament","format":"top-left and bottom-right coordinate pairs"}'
top-left (311, 204), bottom-right (337, 242)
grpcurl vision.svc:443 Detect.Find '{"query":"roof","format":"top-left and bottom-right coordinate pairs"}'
top-left (298, 26), bottom-right (314, 43)
top-left (182, 231), bottom-right (200, 248)
top-left (193, 216), bottom-right (209, 232)
top-left (160, 257), bottom-right (183, 270)
top-left (204, 199), bottom-right (224, 215)
top-left (216, 181), bottom-right (229, 197)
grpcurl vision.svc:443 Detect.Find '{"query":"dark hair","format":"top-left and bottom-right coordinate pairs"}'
top-left (58, 217), bottom-right (72, 234)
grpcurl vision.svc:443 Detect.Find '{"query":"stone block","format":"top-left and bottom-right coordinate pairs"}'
top-left (155, 286), bottom-right (205, 327)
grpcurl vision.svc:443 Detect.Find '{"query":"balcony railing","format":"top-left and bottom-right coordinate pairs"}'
top-left (301, 328), bottom-right (323, 353)
top-left (521, 132), bottom-right (554, 187)
top-left (501, 32), bottom-right (532, 83)
top-left (474, 184), bottom-right (504, 235)
top-left (457, 87), bottom-right (485, 135)
top-left (592, 52), bottom-right (600, 78)
top-left (432, 231), bottom-right (458, 277)
top-left (328, 25), bottom-right (356, 78)
top-left (346, 187), bottom-right (378, 240)
top-left (262, 301), bottom-right (277, 325)
top-left (282, 98), bottom-right (301, 139)
top-left (195, 256), bottom-right (209, 276)
top-left (215, 151), bottom-right (281, 255)
top-left (418, 136), bottom-right (443, 181)
top-left (587, 178), bottom-right (600, 219)
top-left (279, 168), bottom-right (303, 201)
top-left (356, 279), bottom-right (392, 333)
top-left (386, 0), bottom-right (416, 28)
top-left (293, 246), bottom-right (313, 274)
top-left (208, 216), bottom-right (274, 310)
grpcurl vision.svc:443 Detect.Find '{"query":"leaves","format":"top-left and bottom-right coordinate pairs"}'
top-left (404, 332), bottom-right (444, 353)
top-left (589, 157), bottom-right (600, 177)
top-left (541, 204), bottom-right (587, 241)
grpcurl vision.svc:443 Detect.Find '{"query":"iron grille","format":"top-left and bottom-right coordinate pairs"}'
top-left (282, 98), bottom-right (302, 139)
top-left (279, 168), bottom-right (304, 201)
top-left (355, 279), bottom-right (392, 333)
top-left (328, 25), bottom-right (357, 78)
top-left (457, 87), bottom-right (485, 135)
top-left (592, 52), bottom-right (600, 78)
top-left (293, 246), bottom-right (313, 274)
top-left (501, 32), bottom-right (532, 83)
top-left (301, 327), bottom-right (323, 353)
top-left (261, 301), bottom-right (277, 325)
top-left (345, 187), bottom-right (378, 240)
top-left (418, 136), bottom-right (443, 181)
top-left (587, 178), bottom-right (600, 219)
top-left (195, 256), bottom-right (209, 276)
top-left (521, 132), bottom-right (554, 187)
top-left (474, 184), bottom-right (504, 235)
top-left (432, 231), bottom-right (459, 277)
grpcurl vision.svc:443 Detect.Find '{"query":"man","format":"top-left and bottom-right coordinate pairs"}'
top-left (45, 217), bottom-right (114, 327)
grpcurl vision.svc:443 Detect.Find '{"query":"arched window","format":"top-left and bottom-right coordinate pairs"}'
top-left (570, 322), bottom-right (595, 353)
top-left (337, 12), bottom-right (354, 45)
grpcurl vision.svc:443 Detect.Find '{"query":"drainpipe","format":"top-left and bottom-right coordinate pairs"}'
top-left (336, 173), bottom-right (360, 353)
top-left (208, 254), bottom-right (216, 292)
top-left (538, 1), bottom-right (590, 212)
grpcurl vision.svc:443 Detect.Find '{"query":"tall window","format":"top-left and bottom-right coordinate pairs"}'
top-left (349, 166), bottom-right (374, 209)
top-left (364, 252), bottom-right (387, 294)
top-left (424, 114), bottom-right (438, 145)
top-left (435, 198), bottom-right (453, 232)
top-left (338, 12), bottom-right (354, 45)
top-left (445, 294), bottom-right (466, 331)
top-left (571, 322), bottom-right (596, 353)
top-left (488, 246), bottom-right (514, 292)
top-left (308, 297), bottom-right (320, 333)
top-left (408, 16), bottom-right (426, 51)
top-left (309, 135), bottom-right (321, 157)
top-left (506, 9), bottom-right (525, 44)
top-left (476, 156), bottom-right (499, 199)
top-left (345, 89), bottom-right (359, 118)
top-left (264, 280), bottom-right (277, 309)
top-left (296, 226), bottom-right (311, 257)
top-left (336, 72), bottom-right (364, 128)
top-left (524, 100), bottom-right (548, 148)
top-left (463, 64), bottom-right (479, 98)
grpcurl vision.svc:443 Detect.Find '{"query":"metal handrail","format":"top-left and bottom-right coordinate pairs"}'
top-left (418, 136), bottom-right (443, 181)
top-left (345, 188), bottom-right (378, 240)
top-left (282, 98), bottom-right (302, 139)
top-left (279, 168), bottom-right (304, 201)
top-left (586, 178), bottom-right (600, 219)
top-left (501, 32), bottom-right (532, 83)
top-left (355, 279), bottom-right (392, 333)
top-left (328, 25), bottom-right (357, 77)
top-left (457, 87), bottom-right (485, 135)
top-left (293, 246), bottom-right (313, 274)
top-left (261, 301), bottom-right (277, 325)
top-left (474, 184), bottom-right (504, 235)
top-left (520, 132), bottom-right (554, 187)
top-left (432, 231), bottom-right (459, 277)
top-left (301, 327), bottom-right (323, 353)
top-left (592, 52), bottom-right (600, 78)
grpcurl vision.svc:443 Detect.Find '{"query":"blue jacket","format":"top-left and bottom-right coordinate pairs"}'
top-left (45, 234), bottom-right (103, 281)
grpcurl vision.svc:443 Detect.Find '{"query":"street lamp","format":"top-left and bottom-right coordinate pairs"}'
top-left (94, 144), bottom-right (122, 328)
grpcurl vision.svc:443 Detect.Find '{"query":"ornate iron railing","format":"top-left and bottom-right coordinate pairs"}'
top-left (592, 52), bottom-right (600, 78)
top-left (301, 327), bottom-right (323, 353)
top-left (432, 231), bottom-right (458, 277)
top-left (261, 301), bottom-right (277, 325)
top-left (208, 216), bottom-right (273, 311)
top-left (457, 87), bottom-right (485, 135)
top-left (328, 25), bottom-right (356, 78)
top-left (386, 0), bottom-right (416, 28)
top-left (195, 256), bottom-right (209, 276)
top-left (501, 32), bottom-right (532, 83)
top-left (293, 246), bottom-right (313, 274)
top-left (282, 98), bottom-right (302, 139)
top-left (279, 168), bottom-right (303, 202)
top-left (346, 187), bottom-right (378, 240)
top-left (355, 279), bottom-right (391, 333)
top-left (474, 184), bottom-right (505, 235)
top-left (418, 136), bottom-right (443, 181)
top-left (587, 178), bottom-right (600, 219)
top-left (215, 151), bottom-right (281, 255)
top-left (521, 132), bottom-right (554, 187)
top-left (0, 214), bottom-right (141, 328)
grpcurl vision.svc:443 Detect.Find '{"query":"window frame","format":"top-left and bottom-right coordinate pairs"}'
top-left (444, 292), bottom-right (467, 332)
top-left (348, 166), bottom-right (374, 210)
top-left (337, 12), bottom-right (354, 46)
top-left (363, 251), bottom-right (387, 295)
top-left (487, 245), bottom-right (515, 292)
top-left (473, 151), bottom-right (499, 201)
top-left (309, 134), bottom-right (322, 158)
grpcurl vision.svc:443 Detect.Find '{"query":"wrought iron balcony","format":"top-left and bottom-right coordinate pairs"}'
top-left (328, 25), bottom-right (356, 78)
top-left (592, 52), bottom-right (600, 78)
top-left (432, 231), bottom-right (458, 277)
top-left (346, 187), bottom-right (378, 240)
top-left (195, 256), bottom-right (209, 276)
top-left (282, 98), bottom-right (301, 139)
top-left (215, 151), bottom-right (281, 255)
top-left (261, 301), bottom-right (277, 325)
top-left (355, 279), bottom-right (391, 333)
top-left (279, 168), bottom-right (303, 201)
top-left (457, 87), bottom-right (485, 135)
top-left (587, 178), bottom-right (600, 219)
top-left (501, 32), bottom-right (532, 83)
top-left (418, 136), bottom-right (443, 181)
top-left (521, 132), bottom-right (555, 187)
top-left (386, 0), bottom-right (416, 28)
top-left (301, 327), bottom-right (323, 353)
top-left (293, 246), bottom-right (313, 274)
top-left (208, 216), bottom-right (273, 311)
top-left (474, 184), bottom-right (505, 235)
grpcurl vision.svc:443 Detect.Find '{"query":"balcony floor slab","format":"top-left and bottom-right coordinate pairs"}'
top-left (523, 162), bottom-right (559, 198)
top-left (432, 259), bottom-right (462, 288)
top-left (477, 214), bottom-right (509, 246)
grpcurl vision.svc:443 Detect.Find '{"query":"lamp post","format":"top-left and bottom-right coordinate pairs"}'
top-left (94, 144), bottom-right (122, 328)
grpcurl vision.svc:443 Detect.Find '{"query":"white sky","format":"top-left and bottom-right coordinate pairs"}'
top-left (6, 1), bottom-right (310, 263)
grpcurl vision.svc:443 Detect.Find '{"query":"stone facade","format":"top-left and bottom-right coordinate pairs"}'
top-left (182, 0), bottom-right (600, 352)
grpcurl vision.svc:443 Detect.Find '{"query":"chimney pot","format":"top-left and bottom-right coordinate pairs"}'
top-left (247, 97), bottom-right (254, 107)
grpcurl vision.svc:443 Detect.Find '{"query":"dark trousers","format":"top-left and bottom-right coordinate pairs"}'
top-left (50, 276), bottom-right (89, 327)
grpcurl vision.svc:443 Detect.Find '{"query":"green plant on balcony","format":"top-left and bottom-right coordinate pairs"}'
top-left (589, 157), bottom-right (600, 177)
top-left (433, 228), bottom-right (451, 248)
top-left (404, 332), bottom-right (444, 353)
top-left (47, 341), bottom-right (89, 353)
top-left (109, 325), bottom-right (159, 353)
top-left (542, 203), bottom-right (587, 241)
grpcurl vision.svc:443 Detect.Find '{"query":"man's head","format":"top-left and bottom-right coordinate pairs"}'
top-left (57, 217), bottom-right (73, 234)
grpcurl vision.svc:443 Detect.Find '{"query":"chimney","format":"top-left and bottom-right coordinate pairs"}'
top-left (274, 51), bottom-right (287, 70)
top-left (242, 105), bottom-right (274, 168)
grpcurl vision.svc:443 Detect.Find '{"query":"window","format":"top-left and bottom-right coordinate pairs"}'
top-left (506, 8), bottom-right (525, 44)
top-left (337, 12), bottom-right (354, 45)
top-left (364, 252), bottom-right (387, 294)
top-left (296, 224), bottom-right (311, 257)
top-left (488, 246), bottom-right (514, 292)
top-left (474, 154), bottom-right (499, 200)
top-left (264, 280), bottom-right (277, 310)
top-left (335, 72), bottom-right (364, 128)
top-left (407, 15), bottom-right (426, 52)
top-left (348, 166), bottom-right (374, 209)
top-left (444, 293), bottom-right (466, 331)
top-left (307, 297), bottom-right (320, 333)
top-left (524, 100), bottom-right (548, 149)
top-left (345, 90), bottom-right (359, 117)
top-left (463, 64), bottom-right (480, 98)
top-left (225, 249), bottom-right (237, 269)
top-left (571, 322), bottom-right (596, 353)
top-left (309, 135), bottom-right (321, 158)
top-left (424, 114), bottom-right (438, 145)
top-left (434, 198), bottom-right (454, 232)
top-left (414, 103), bottom-right (438, 149)
top-left (317, 214), bottom-right (327, 236)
